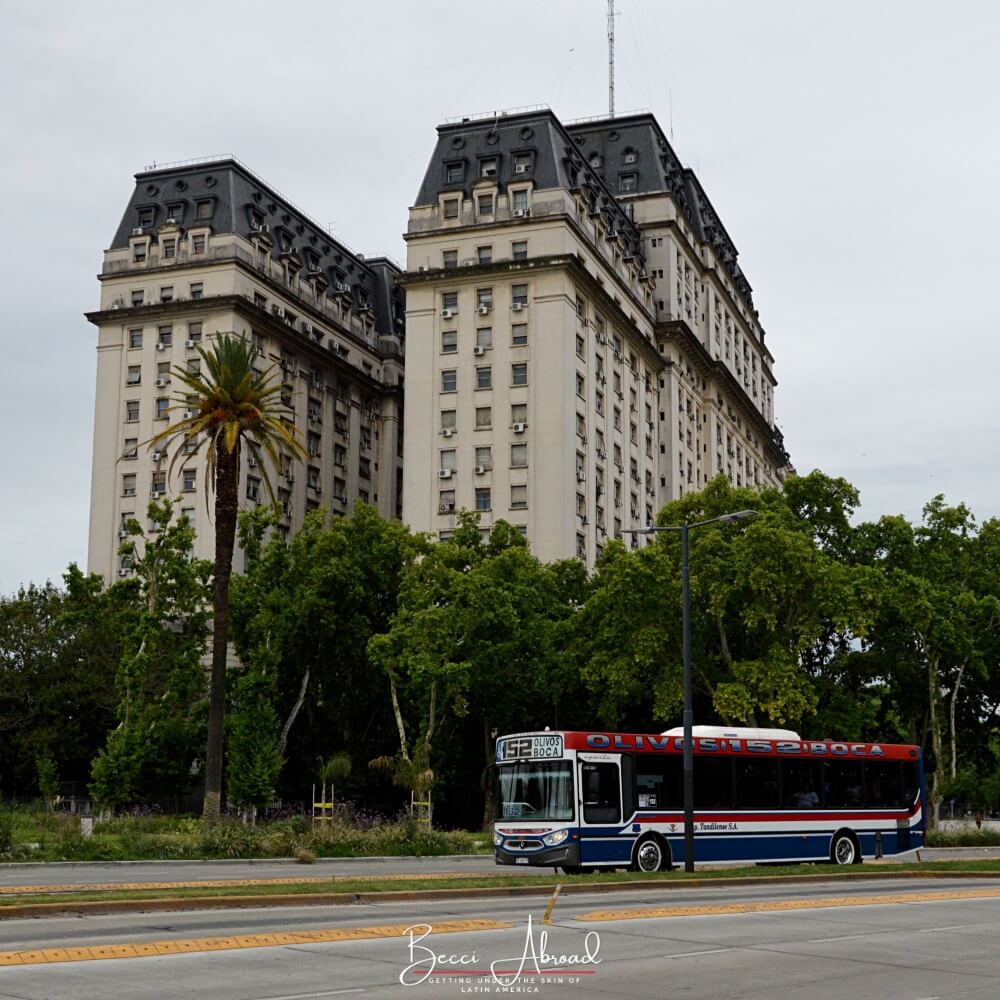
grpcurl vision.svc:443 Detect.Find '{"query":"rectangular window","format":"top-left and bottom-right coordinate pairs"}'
top-left (476, 327), bottom-right (492, 348)
top-left (511, 443), bottom-right (527, 467)
top-left (195, 200), bottom-right (212, 221)
top-left (440, 449), bottom-right (457, 471)
top-left (480, 158), bottom-right (498, 178)
top-left (475, 405), bottom-right (492, 428)
top-left (596, 389), bottom-right (604, 415)
top-left (246, 475), bottom-right (261, 501)
top-left (513, 152), bottom-right (531, 174)
top-left (161, 239), bottom-right (176, 259)
top-left (125, 400), bottom-right (140, 422)
top-left (126, 365), bottom-right (141, 385)
top-left (477, 287), bottom-right (493, 309)
top-left (511, 283), bottom-right (528, 306)
top-left (130, 289), bottom-right (144, 307)
top-left (132, 241), bottom-right (146, 263)
top-left (441, 409), bottom-right (457, 431)
top-left (308, 431), bottom-right (321, 457)
top-left (334, 443), bottom-right (347, 466)
top-left (510, 484), bottom-right (527, 509)
top-left (511, 403), bottom-right (527, 424)
top-left (441, 369), bottom-right (457, 392)
top-left (151, 472), bottom-right (166, 494)
top-left (439, 489), bottom-right (456, 512)
top-left (160, 287), bottom-right (173, 303)
top-left (443, 198), bottom-right (459, 219)
top-left (189, 282), bottom-right (203, 300)
top-left (187, 322), bottom-right (202, 343)
top-left (441, 330), bottom-right (458, 353)
top-left (576, 372), bottom-right (585, 397)
top-left (156, 397), bottom-right (170, 420)
top-left (122, 473), bottom-right (137, 496)
top-left (475, 487), bottom-right (491, 511)
top-left (477, 245), bottom-right (492, 265)
top-left (137, 207), bottom-right (154, 228)
top-left (442, 249), bottom-right (458, 269)
top-left (619, 173), bottom-right (638, 193)
top-left (475, 366), bottom-right (492, 389)
top-left (128, 328), bottom-right (143, 349)
top-left (123, 438), bottom-right (138, 459)
top-left (511, 240), bottom-right (527, 261)
top-left (511, 189), bottom-right (529, 213)
top-left (511, 362), bottom-right (527, 386)
top-left (445, 161), bottom-right (464, 183)
top-left (442, 291), bottom-right (458, 311)
top-left (307, 466), bottom-right (321, 491)
top-left (576, 335), bottom-right (585, 358)
top-left (475, 446), bottom-right (492, 469)
top-left (158, 325), bottom-right (172, 346)
top-left (187, 358), bottom-right (201, 377)
top-left (182, 468), bottom-right (196, 492)
top-left (577, 413), bottom-right (587, 439)
top-left (511, 323), bottom-right (528, 346)
top-left (359, 457), bottom-right (371, 480)
top-left (477, 194), bottom-right (493, 216)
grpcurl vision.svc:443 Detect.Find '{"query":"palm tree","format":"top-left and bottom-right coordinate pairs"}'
top-left (150, 334), bottom-right (306, 821)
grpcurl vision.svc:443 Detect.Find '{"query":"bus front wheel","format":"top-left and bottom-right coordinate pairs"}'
top-left (632, 834), bottom-right (671, 873)
top-left (830, 830), bottom-right (861, 865)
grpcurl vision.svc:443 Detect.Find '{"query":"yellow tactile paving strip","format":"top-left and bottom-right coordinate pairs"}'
top-left (577, 886), bottom-right (1000, 922)
top-left (0, 871), bottom-right (498, 897)
top-left (0, 918), bottom-right (512, 967)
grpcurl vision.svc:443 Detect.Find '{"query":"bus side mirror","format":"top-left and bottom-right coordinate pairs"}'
top-left (480, 762), bottom-right (495, 793)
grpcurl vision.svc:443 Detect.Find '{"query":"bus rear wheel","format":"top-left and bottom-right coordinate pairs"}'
top-left (632, 834), bottom-right (670, 873)
top-left (830, 830), bottom-right (861, 865)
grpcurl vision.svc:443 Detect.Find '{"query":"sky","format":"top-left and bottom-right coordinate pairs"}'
top-left (1, 0), bottom-right (998, 593)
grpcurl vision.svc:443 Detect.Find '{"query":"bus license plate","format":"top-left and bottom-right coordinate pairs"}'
top-left (516, 857), bottom-right (529, 864)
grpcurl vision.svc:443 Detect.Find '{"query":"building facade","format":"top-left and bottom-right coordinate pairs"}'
top-left (86, 157), bottom-right (405, 583)
top-left (401, 109), bottom-right (790, 569)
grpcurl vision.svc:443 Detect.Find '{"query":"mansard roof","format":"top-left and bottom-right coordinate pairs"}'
top-left (110, 157), bottom-right (401, 336)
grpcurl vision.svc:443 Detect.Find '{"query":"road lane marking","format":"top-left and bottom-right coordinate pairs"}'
top-left (666, 948), bottom-right (732, 959)
top-left (0, 918), bottom-right (512, 967)
top-left (252, 992), bottom-right (367, 999)
top-left (575, 886), bottom-right (1000, 922)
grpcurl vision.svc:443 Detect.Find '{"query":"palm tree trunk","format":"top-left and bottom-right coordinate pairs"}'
top-left (203, 440), bottom-right (240, 822)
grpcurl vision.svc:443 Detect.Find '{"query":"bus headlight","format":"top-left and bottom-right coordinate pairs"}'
top-left (493, 830), bottom-right (503, 846)
top-left (543, 829), bottom-right (569, 847)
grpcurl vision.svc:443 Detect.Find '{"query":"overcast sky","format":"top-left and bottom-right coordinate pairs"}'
top-left (2, 0), bottom-right (998, 593)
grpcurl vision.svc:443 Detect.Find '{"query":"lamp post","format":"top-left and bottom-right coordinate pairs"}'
top-left (621, 509), bottom-right (756, 872)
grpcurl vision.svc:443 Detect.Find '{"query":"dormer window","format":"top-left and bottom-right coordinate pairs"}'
top-left (445, 161), bottom-right (464, 184)
top-left (195, 199), bottom-right (213, 221)
top-left (165, 204), bottom-right (183, 223)
top-left (480, 157), bottom-right (499, 178)
top-left (512, 152), bottom-right (532, 175)
top-left (623, 148), bottom-right (637, 164)
top-left (619, 173), bottom-right (638, 193)
top-left (137, 207), bottom-right (154, 228)
top-left (589, 153), bottom-right (602, 170)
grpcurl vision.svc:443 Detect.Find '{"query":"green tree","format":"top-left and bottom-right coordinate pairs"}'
top-left (89, 500), bottom-right (211, 810)
top-left (149, 334), bottom-right (306, 821)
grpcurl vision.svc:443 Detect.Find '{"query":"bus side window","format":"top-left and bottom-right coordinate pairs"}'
top-left (901, 762), bottom-right (920, 806)
top-left (780, 759), bottom-right (822, 809)
top-left (822, 761), bottom-right (863, 807)
top-left (734, 759), bottom-right (780, 808)
top-left (694, 757), bottom-right (733, 809)
top-left (636, 757), bottom-right (681, 809)
top-left (866, 761), bottom-right (903, 807)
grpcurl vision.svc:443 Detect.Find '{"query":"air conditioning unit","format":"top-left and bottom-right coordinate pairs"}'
top-left (438, 469), bottom-right (453, 480)
top-left (183, 409), bottom-right (194, 419)
top-left (441, 308), bottom-right (456, 319)
top-left (248, 457), bottom-right (258, 467)
top-left (514, 163), bottom-right (528, 174)
top-left (150, 490), bottom-right (164, 499)
top-left (474, 465), bottom-right (488, 475)
top-left (439, 502), bottom-right (455, 513)
top-left (132, 226), bottom-right (145, 236)
top-left (155, 377), bottom-right (169, 387)
top-left (156, 343), bottom-right (167, 352)
top-left (442, 428), bottom-right (455, 437)
top-left (615, 500), bottom-right (623, 508)
top-left (512, 422), bottom-right (526, 433)
top-left (117, 529), bottom-right (128, 539)
top-left (511, 302), bottom-right (524, 312)
top-left (151, 450), bottom-right (163, 461)
top-left (512, 208), bottom-right (530, 218)
top-left (478, 304), bottom-right (491, 315)
top-left (165, 217), bottom-right (177, 225)
top-left (118, 568), bottom-right (131, 578)
top-left (576, 470), bottom-right (586, 482)
top-left (185, 339), bottom-right (197, 349)
top-left (473, 345), bottom-right (486, 356)
top-left (597, 448), bottom-right (607, 459)
top-left (272, 305), bottom-right (285, 318)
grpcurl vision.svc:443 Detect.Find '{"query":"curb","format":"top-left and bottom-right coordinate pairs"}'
top-left (0, 854), bottom-right (488, 871)
top-left (5, 868), bottom-right (1000, 921)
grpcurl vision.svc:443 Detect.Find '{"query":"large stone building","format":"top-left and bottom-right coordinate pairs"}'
top-left (400, 108), bottom-right (789, 568)
top-left (86, 157), bottom-right (404, 582)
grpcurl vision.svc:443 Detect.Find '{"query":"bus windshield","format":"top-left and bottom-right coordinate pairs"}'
top-left (498, 761), bottom-right (575, 821)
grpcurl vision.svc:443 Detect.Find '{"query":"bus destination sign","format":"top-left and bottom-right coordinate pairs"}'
top-left (498, 734), bottom-right (564, 761)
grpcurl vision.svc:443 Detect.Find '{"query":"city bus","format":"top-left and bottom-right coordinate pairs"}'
top-left (492, 726), bottom-right (924, 872)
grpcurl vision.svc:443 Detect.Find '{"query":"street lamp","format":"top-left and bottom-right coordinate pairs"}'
top-left (621, 509), bottom-right (756, 872)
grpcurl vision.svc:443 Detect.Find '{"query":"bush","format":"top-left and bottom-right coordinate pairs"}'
top-left (0, 809), bottom-right (13, 855)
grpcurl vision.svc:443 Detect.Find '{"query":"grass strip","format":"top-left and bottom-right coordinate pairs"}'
top-left (5, 859), bottom-right (1000, 910)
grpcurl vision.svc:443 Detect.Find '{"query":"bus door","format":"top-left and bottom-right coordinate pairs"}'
top-left (577, 753), bottom-right (630, 865)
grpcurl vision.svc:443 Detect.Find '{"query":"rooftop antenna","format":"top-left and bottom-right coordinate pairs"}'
top-left (607, 0), bottom-right (616, 116)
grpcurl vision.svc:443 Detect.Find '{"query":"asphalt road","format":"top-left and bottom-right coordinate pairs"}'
top-left (3, 876), bottom-right (1000, 998)
top-left (1, 846), bottom-right (997, 889)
